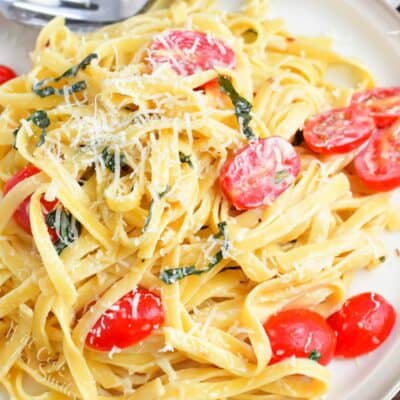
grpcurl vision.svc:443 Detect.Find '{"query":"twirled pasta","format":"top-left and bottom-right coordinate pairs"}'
top-left (0, 0), bottom-right (396, 399)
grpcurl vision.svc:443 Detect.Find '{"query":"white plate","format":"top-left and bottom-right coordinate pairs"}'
top-left (0, 1), bottom-right (399, 400)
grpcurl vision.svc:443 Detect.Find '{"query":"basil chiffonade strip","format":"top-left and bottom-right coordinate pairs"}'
top-left (217, 75), bottom-right (257, 140)
top-left (160, 221), bottom-right (230, 284)
top-left (33, 53), bottom-right (98, 98)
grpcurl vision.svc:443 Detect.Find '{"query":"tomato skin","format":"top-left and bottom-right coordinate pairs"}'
top-left (3, 165), bottom-right (41, 195)
top-left (219, 137), bottom-right (300, 210)
top-left (352, 87), bottom-right (400, 128)
top-left (263, 309), bottom-right (336, 365)
top-left (0, 65), bottom-right (17, 85)
top-left (303, 106), bottom-right (375, 154)
top-left (3, 165), bottom-right (58, 238)
top-left (148, 30), bottom-right (236, 76)
top-left (354, 121), bottom-right (400, 191)
top-left (85, 288), bottom-right (164, 351)
top-left (327, 292), bottom-right (396, 358)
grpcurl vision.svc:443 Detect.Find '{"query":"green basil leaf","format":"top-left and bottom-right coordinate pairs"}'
top-left (217, 75), bottom-right (256, 140)
top-left (30, 111), bottom-right (50, 130)
top-left (33, 53), bottom-right (97, 98)
top-left (101, 148), bottom-right (128, 173)
top-left (34, 86), bottom-right (57, 98)
top-left (53, 240), bottom-right (68, 254)
top-left (179, 151), bottom-right (193, 168)
top-left (214, 221), bottom-right (227, 239)
top-left (13, 110), bottom-right (50, 148)
top-left (33, 80), bottom-right (88, 98)
top-left (159, 266), bottom-right (203, 284)
top-left (142, 186), bottom-right (170, 233)
top-left (57, 53), bottom-right (98, 81)
top-left (160, 221), bottom-right (229, 284)
top-left (308, 349), bottom-right (321, 362)
top-left (46, 208), bottom-right (81, 254)
top-left (70, 80), bottom-right (87, 93)
top-left (142, 199), bottom-right (154, 233)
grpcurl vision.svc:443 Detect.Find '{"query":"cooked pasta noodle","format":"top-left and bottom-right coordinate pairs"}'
top-left (0, 0), bottom-right (396, 399)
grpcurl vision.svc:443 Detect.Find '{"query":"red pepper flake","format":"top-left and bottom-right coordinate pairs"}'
top-left (286, 37), bottom-right (296, 42)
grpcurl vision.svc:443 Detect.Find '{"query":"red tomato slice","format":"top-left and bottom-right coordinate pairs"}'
top-left (264, 309), bottom-right (336, 365)
top-left (352, 87), bottom-right (400, 128)
top-left (86, 288), bottom-right (164, 351)
top-left (327, 292), bottom-right (396, 358)
top-left (147, 30), bottom-right (236, 76)
top-left (354, 120), bottom-right (400, 191)
top-left (3, 165), bottom-right (58, 239)
top-left (0, 65), bottom-right (17, 85)
top-left (303, 106), bottom-right (375, 154)
top-left (219, 137), bottom-right (300, 210)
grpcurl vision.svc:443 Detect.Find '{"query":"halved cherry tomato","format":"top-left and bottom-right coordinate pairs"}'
top-left (354, 119), bottom-right (400, 191)
top-left (86, 288), bottom-right (164, 351)
top-left (219, 137), bottom-right (300, 210)
top-left (0, 65), bottom-right (16, 85)
top-left (147, 30), bottom-right (236, 76)
top-left (264, 309), bottom-right (336, 365)
top-left (327, 292), bottom-right (396, 358)
top-left (3, 165), bottom-right (58, 239)
top-left (303, 106), bottom-right (375, 154)
top-left (352, 87), bottom-right (400, 128)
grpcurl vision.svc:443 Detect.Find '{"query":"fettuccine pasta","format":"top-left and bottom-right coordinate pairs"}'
top-left (0, 0), bottom-right (397, 399)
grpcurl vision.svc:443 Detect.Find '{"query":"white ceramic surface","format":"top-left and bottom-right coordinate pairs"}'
top-left (0, 1), bottom-right (399, 399)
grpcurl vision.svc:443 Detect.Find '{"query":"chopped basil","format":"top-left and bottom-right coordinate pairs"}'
top-left (379, 256), bottom-right (386, 263)
top-left (142, 186), bottom-right (170, 233)
top-left (32, 110), bottom-right (50, 146)
top-left (293, 129), bottom-right (304, 146)
top-left (34, 87), bottom-right (56, 98)
top-left (214, 221), bottom-right (229, 256)
top-left (13, 110), bottom-right (50, 148)
top-left (208, 249), bottom-right (224, 268)
top-left (217, 75), bottom-right (256, 140)
top-left (33, 53), bottom-right (97, 98)
top-left (30, 110), bottom-right (50, 130)
top-left (46, 207), bottom-right (81, 254)
top-left (34, 80), bottom-right (88, 98)
top-left (179, 151), bottom-right (193, 169)
top-left (274, 169), bottom-right (290, 184)
top-left (308, 349), bottom-right (321, 362)
top-left (70, 80), bottom-right (88, 93)
top-left (160, 221), bottom-right (229, 284)
top-left (159, 266), bottom-right (203, 284)
top-left (101, 148), bottom-right (128, 173)
top-left (58, 53), bottom-right (98, 80)
top-left (213, 221), bottom-right (227, 239)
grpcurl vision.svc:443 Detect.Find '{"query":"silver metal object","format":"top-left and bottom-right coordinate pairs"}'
top-left (0, 0), bottom-right (154, 30)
